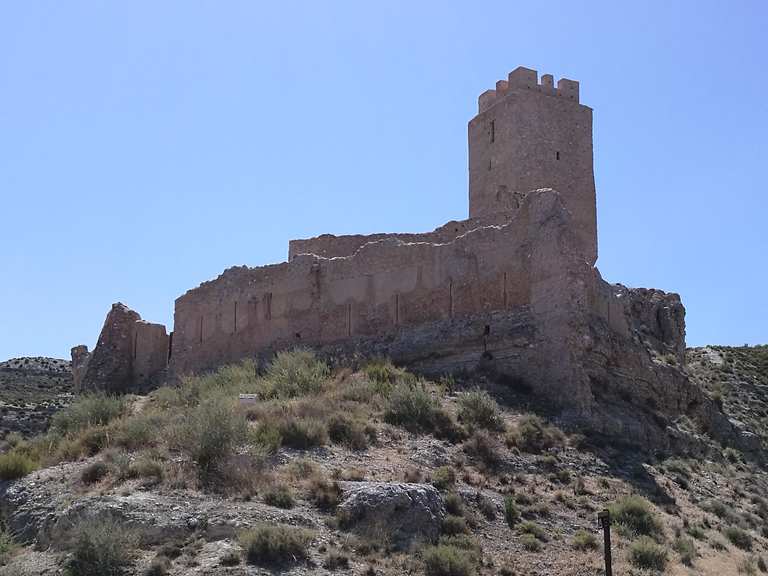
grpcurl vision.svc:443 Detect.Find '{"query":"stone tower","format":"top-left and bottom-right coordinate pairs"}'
top-left (468, 66), bottom-right (597, 264)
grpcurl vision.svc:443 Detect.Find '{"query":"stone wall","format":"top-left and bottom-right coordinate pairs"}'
top-left (171, 190), bottom-right (567, 382)
top-left (287, 211), bottom-right (516, 260)
top-left (73, 303), bottom-right (169, 394)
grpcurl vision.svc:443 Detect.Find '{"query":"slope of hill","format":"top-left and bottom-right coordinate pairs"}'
top-left (688, 346), bottom-right (768, 451)
top-left (0, 357), bottom-right (72, 439)
top-left (0, 348), bottom-right (765, 576)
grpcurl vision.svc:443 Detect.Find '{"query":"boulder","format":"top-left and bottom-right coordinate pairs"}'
top-left (337, 482), bottom-right (444, 549)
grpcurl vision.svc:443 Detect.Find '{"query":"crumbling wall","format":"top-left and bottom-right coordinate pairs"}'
top-left (171, 189), bottom-right (589, 410)
top-left (75, 303), bottom-right (169, 394)
top-left (70, 345), bottom-right (90, 392)
top-left (288, 211), bottom-right (516, 260)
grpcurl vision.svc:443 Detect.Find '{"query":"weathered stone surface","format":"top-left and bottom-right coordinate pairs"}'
top-left (0, 459), bottom-right (320, 549)
top-left (337, 482), bottom-right (444, 549)
top-left (76, 303), bottom-right (168, 394)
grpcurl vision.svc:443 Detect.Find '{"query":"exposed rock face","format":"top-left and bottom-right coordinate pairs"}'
top-left (337, 482), bottom-right (444, 549)
top-left (74, 303), bottom-right (168, 394)
top-left (0, 459), bottom-right (320, 548)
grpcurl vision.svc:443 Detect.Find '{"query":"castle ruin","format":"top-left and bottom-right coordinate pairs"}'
top-left (73, 67), bottom-right (755, 451)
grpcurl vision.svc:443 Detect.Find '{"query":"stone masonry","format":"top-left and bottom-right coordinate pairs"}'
top-left (73, 67), bottom-right (753, 452)
top-left (72, 303), bottom-right (168, 394)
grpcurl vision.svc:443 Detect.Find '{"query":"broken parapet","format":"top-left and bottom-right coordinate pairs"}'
top-left (75, 303), bottom-right (169, 394)
top-left (478, 66), bottom-right (580, 113)
top-left (70, 345), bottom-right (91, 391)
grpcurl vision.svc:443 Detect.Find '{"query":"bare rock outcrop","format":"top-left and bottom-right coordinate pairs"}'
top-left (337, 482), bottom-right (444, 549)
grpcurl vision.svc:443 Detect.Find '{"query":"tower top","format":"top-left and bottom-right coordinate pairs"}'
top-left (478, 66), bottom-right (580, 113)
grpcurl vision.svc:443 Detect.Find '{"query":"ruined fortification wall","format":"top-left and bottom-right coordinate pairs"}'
top-left (469, 67), bottom-right (597, 265)
top-left (73, 303), bottom-right (169, 394)
top-left (170, 189), bottom-right (587, 411)
top-left (287, 212), bottom-right (516, 261)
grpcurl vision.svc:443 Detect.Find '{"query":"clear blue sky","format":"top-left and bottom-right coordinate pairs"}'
top-left (1, 1), bottom-right (766, 360)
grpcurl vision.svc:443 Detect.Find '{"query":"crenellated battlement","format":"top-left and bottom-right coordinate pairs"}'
top-left (477, 66), bottom-right (580, 113)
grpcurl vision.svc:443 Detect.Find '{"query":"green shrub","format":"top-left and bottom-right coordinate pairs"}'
top-left (477, 494), bottom-right (496, 520)
top-left (457, 389), bottom-right (504, 431)
top-left (739, 557), bottom-right (759, 576)
top-left (323, 549), bottom-right (350, 570)
top-left (327, 413), bottom-right (370, 450)
top-left (114, 413), bottom-right (163, 450)
top-left (444, 493), bottom-right (464, 517)
top-left (462, 430), bottom-right (502, 469)
top-left (81, 461), bottom-right (109, 484)
top-left (724, 526), bottom-right (753, 551)
top-left (220, 550), bottom-right (240, 566)
top-left (363, 359), bottom-right (416, 393)
top-left (572, 529), bottom-right (599, 551)
top-left (686, 524), bottom-right (706, 540)
top-left (144, 557), bottom-right (170, 576)
top-left (263, 349), bottom-right (329, 399)
top-left (52, 393), bottom-right (125, 436)
top-left (520, 533), bottom-right (542, 552)
top-left (431, 466), bottom-right (457, 491)
top-left (278, 417), bottom-right (328, 449)
top-left (518, 521), bottom-right (547, 542)
top-left (442, 515), bottom-right (470, 536)
top-left (0, 528), bottom-right (17, 565)
top-left (65, 519), bottom-right (137, 576)
top-left (724, 447), bottom-right (742, 464)
top-left (673, 535), bottom-right (697, 566)
top-left (181, 396), bottom-right (247, 481)
top-left (263, 485), bottom-right (295, 509)
top-left (422, 544), bottom-right (475, 576)
top-left (239, 525), bottom-right (311, 566)
top-left (504, 496), bottom-right (520, 528)
top-left (628, 536), bottom-right (668, 571)
top-left (704, 499), bottom-right (739, 523)
top-left (0, 450), bottom-right (37, 480)
top-left (128, 455), bottom-right (164, 483)
top-left (307, 476), bottom-right (342, 511)
top-left (608, 495), bottom-right (662, 538)
top-left (384, 382), bottom-right (439, 432)
top-left (506, 415), bottom-right (564, 454)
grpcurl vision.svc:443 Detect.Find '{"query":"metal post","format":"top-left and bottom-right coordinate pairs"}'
top-left (598, 509), bottom-right (612, 576)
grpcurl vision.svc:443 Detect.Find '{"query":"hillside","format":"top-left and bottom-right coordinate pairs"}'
top-left (0, 347), bottom-right (765, 576)
top-left (0, 357), bottom-right (72, 440)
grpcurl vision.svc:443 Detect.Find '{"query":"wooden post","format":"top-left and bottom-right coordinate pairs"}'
top-left (598, 509), bottom-right (612, 576)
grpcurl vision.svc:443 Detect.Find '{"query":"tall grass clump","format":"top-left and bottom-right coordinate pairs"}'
top-left (262, 349), bottom-right (329, 399)
top-left (0, 451), bottom-right (37, 480)
top-left (422, 543), bottom-right (475, 576)
top-left (363, 359), bottom-right (417, 395)
top-left (724, 526), bottom-right (753, 551)
top-left (457, 389), bottom-right (504, 432)
top-left (384, 381), bottom-right (458, 439)
top-left (65, 519), bottom-right (136, 576)
top-left (628, 536), bottom-right (668, 571)
top-left (239, 525), bottom-right (312, 566)
top-left (0, 527), bottom-right (17, 565)
top-left (178, 395), bottom-right (247, 481)
top-left (608, 495), bottom-right (662, 539)
top-left (51, 393), bottom-right (126, 436)
top-left (506, 415), bottom-right (564, 454)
